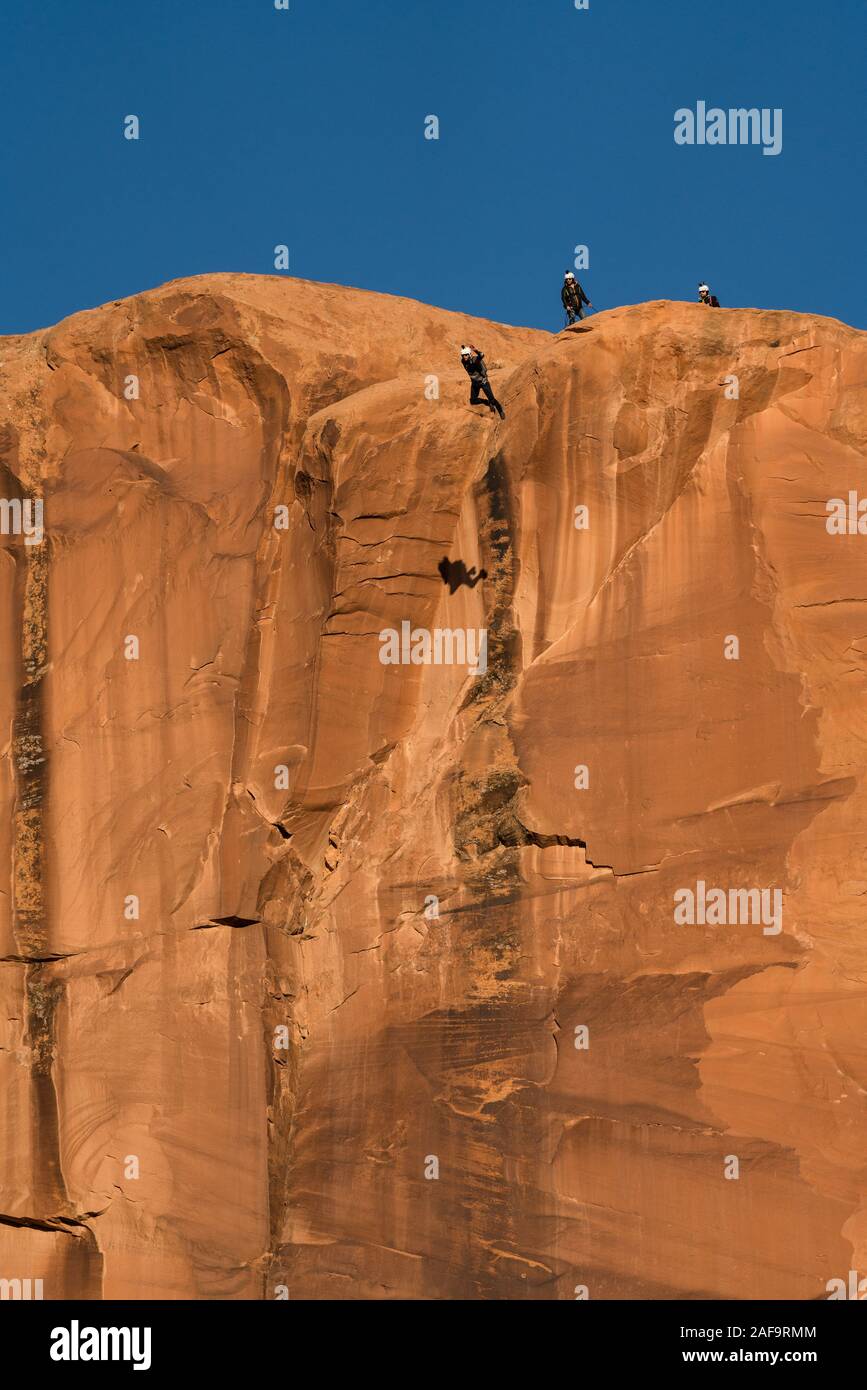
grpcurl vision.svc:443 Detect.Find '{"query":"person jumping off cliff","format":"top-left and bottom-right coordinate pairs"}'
top-left (562, 271), bottom-right (592, 324)
top-left (698, 282), bottom-right (720, 307)
top-left (460, 345), bottom-right (505, 419)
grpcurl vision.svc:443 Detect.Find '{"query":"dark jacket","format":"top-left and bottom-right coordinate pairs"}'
top-left (562, 278), bottom-right (589, 311)
top-left (461, 349), bottom-right (488, 383)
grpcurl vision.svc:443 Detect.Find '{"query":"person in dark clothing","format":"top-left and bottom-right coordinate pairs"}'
top-left (698, 281), bottom-right (720, 307)
top-left (562, 271), bottom-right (592, 323)
top-left (460, 345), bottom-right (505, 418)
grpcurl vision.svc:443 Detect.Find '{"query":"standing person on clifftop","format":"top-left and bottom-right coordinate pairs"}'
top-left (460, 345), bottom-right (505, 419)
top-left (562, 271), bottom-right (592, 324)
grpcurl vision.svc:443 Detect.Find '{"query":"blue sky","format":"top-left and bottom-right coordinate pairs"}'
top-left (1, 0), bottom-right (863, 334)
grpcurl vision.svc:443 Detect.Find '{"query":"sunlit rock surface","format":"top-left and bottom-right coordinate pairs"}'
top-left (0, 275), bottom-right (865, 1299)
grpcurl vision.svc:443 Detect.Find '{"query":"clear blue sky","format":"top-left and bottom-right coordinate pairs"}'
top-left (1, 0), bottom-right (863, 334)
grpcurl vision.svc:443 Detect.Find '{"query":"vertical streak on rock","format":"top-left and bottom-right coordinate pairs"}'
top-left (10, 435), bottom-right (104, 1287)
top-left (212, 352), bottom-right (297, 1289)
top-left (442, 450), bottom-right (532, 1291)
top-left (24, 967), bottom-right (67, 1209)
top-left (261, 953), bottom-right (301, 1297)
top-left (11, 532), bottom-right (71, 1211)
top-left (13, 540), bottom-right (47, 955)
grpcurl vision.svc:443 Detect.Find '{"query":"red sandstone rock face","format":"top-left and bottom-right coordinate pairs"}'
top-left (0, 275), bottom-right (865, 1299)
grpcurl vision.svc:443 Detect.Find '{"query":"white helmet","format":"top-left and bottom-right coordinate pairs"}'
top-left (565, 271), bottom-right (575, 280)
top-left (460, 345), bottom-right (471, 356)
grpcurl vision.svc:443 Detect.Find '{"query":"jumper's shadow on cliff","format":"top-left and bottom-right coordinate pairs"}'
top-left (438, 556), bottom-right (487, 594)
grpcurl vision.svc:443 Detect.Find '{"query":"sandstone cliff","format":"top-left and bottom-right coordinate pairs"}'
top-left (0, 275), bottom-right (865, 1299)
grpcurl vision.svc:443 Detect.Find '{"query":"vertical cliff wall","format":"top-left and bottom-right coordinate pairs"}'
top-left (0, 276), bottom-right (865, 1298)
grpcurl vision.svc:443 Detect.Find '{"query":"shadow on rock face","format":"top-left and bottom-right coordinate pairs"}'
top-left (438, 556), bottom-right (488, 594)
